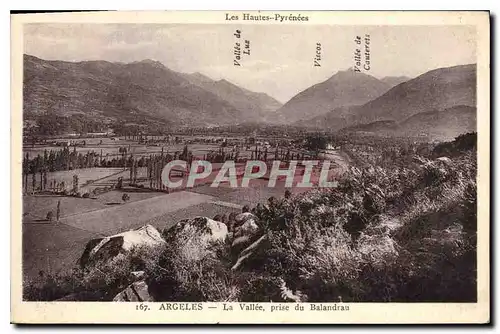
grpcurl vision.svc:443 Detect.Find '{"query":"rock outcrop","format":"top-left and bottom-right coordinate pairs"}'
top-left (79, 224), bottom-right (165, 267)
top-left (113, 280), bottom-right (154, 302)
top-left (229, 212), bottom-right (268, 271)
top-left (162, 217), bottom-right (229, 262)
top-left (163, 216), bottom-right (228, 244)
top-left (231, 212), bottom-right (262, 255)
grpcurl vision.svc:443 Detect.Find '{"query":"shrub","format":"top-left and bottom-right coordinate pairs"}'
top-left (117, 177), bottom-right (123, 189)
top-left (23, 245), bottom-right (165, 301)
top-left (25, 135), bottom-right (477, 303)
top-left (122, 193), bottom-right (130, 203)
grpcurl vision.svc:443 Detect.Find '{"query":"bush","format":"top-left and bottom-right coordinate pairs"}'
top-left (147, 231), bottom-right (238, 302)
top-left (117, 177), bottom-right (123, 190)
top-left (25, 135), bottom-right (477, 303)
top-left (46, 211), bottom-right (54, 221)
top-left (23, 245), bottom-right (165, 301)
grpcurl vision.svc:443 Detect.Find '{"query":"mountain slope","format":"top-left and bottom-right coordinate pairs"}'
top-left (380, 76), bottom-right (411, 87)
top-left (182, 73), bottom-right (282, 122)
top-left (398, 105), bottom-right (476, 140)
top-left (271, 69), bottom-right (391, 124)
top-left (350, 64), bottom-right (476, 125)
top-left (302, 64), bottom-right (476, 131)
top-left (339, 106), bottom-right (476, 141)
top-left (23, 55), bottom-right (266, 129)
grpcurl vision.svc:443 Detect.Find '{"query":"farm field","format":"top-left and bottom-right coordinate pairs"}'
top-left (59, 191), bottom-right (214, 234)
top-left (22, 171), bottom-right (341, 279)
top-left (23, 191), bottom-right (240, 278)
top-left (23, 223), bottom-right (97, 278)
top-left (22, 137), bottom-right (347, 283)
top-left (24, 135), bottom-right (308, 161)
top-left (24, 167), bottom-right (126, 193)
top-left (23, 188), bottom-right (165, 222)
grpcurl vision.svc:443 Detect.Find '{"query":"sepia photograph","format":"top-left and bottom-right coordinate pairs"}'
top-left (10, 11), bottom-right (490, 324)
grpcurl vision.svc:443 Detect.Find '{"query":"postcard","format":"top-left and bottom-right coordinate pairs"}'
top-left (11, 10), bottom-right (490, 324)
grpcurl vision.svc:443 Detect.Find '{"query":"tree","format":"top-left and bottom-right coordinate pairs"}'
top-left (72, 175), bottom-right (79, 194)
top-left (117, 177), bottom-right (123, 189)
top-left (56, 200), bottom-right (61, 222)
top-left (304, 134), bottom-right (328, 152)
top-left (31, 173), bottom-right (36, 194)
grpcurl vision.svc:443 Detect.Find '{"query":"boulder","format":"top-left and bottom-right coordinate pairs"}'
top-left (234, 212), bottom-right (260, 235)
top-left (163, 217), bottom-right (228, 244)
top-left (131, 270), bottom-right (146, 280)
top-left (113, 280), bottom-right (154, 302)
top-left (230, 212), bottom-right (266, 269)
top-left (231, 234), bottom-right (268, 271)
top-left (79, 224), bottom-right (165, 267)
top-left (162, 217), bottom-right (228, 262)
top-left (436, 156), bottom-right (452, 165)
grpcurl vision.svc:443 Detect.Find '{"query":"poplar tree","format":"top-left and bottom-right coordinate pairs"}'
top-left (72, 175), bottom-right (79, 194)
top-left (56, 200), bottom-right (61, 222)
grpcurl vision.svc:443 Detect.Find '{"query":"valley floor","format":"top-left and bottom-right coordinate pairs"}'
top-left (22, 151), bottom-right (347, 279)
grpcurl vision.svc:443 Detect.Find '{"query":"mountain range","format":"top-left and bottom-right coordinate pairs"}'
top-left (23, 54), bottom-right (476, 141)
top-left (339, 105), bottom-right (476, 141)
top-left (23, 55), bottom-right (282, 129)
top-left (299, 64), bottom-right (476, 140)
top-left (181, 72), bottom-right (282, 122)
top-left (380, 76), bottom-right (411, 87)
top-left (268, 69), bottom-right (393, 124)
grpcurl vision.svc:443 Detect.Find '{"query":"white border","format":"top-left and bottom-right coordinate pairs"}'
top-left (4, 2), bottom-right (496, 331)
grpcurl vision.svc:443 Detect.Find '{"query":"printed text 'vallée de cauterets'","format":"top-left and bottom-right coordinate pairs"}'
top-left (354, 34), bottom-right (371, 72)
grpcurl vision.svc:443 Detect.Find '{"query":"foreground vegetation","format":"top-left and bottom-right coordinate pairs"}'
top-left (24, 133), bottom-right (477, 302)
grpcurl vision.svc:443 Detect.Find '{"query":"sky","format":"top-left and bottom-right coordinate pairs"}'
top-left (23, 23), bottom-right (476, 103)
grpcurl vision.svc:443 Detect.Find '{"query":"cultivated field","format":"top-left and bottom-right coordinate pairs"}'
top-left (22, 137), bottom-right (339, 281)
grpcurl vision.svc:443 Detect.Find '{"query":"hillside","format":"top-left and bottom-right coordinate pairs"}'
top-left (398, 105), bottom-right (477, 140)
top-left (182, 73), bottom-right (282, 122)
top-left (23, 55), bottom-right (277, 132)
top-left (350, 64), bottom-right (476, 124)
top-left (301, 64), bottom-right (476, 137)
top-left (270, 69), bottom-right (391, 124)
top-left (24, 134), bottom-right (477, 303)
top-left (380, 76), bottom-right (411, 87)
top-left (339, 105), bottom-right (476, 141)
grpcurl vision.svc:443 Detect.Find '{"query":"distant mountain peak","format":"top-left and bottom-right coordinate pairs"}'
top-left (217, 78), bottom-right (232, 85)
top-left (189, 72), bottom-right (213, 82)
top-left (132, 59), bottom-right (165, 68)
top-left (380, 75), bottom-right (412, 88)
top-left (339, 67), bottom-right (357, 73)
top-left (271, 67), bottom-right (391, 123)
top-left (300, 63), bottom-right (477, 138)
